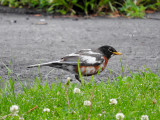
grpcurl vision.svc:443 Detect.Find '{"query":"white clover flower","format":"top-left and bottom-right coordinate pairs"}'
top-left (12, 113), bottom-right (18, 116)
top-left (116, 113), bottom-right (125, 120)
top-left (71, 110), bottom-right (76, 114)
top-left (73, 88), bottom-right (81, 94)
top-left (102, 110), bottom-right (106, 114)
top-left (134, 0), bottom-right (137, 5)
top-left (19, 116), bottom-right (24, 120)
top-left (98, 113), bottom-right (102, 117)
top-left (43, 108), bottom-right (50, 112)
top-left (67, 77), bottom-right (71, 81)
top-left (10, 105), bottom-right (19, 113)
top-left (84, 101), bottom-right (91, 106)
top-left (109, 99), bottom-right (117, 105)
top-left (66, 77), bottom-right (71, 85)
top-left (141, 115), bottom-right (149, 120)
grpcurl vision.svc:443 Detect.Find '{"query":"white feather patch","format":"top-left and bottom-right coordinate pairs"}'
top-left (82, 49), bottom-right (91, 50)
top-left (81, 56), bottom-right (97, 64)
top-left (67, 53), bottom-right (80, 56)
top-left (86, 51), bottom-right (101, 55)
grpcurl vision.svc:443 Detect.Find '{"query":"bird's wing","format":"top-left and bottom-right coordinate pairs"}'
top-left (60, 49), bottom-right (104, 66)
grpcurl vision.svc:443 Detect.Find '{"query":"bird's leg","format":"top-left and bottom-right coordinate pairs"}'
top-left (75, 75), bottom-right (81, 83)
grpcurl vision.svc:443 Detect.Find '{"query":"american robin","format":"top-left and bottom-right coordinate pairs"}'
top-left (28, 45), bottom-right (122, 82)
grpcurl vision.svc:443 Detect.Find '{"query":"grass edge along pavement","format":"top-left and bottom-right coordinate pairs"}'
top-left (0, 0), bottom-right (159, 18)
top-left (0, 63), bottom-right (159, 120)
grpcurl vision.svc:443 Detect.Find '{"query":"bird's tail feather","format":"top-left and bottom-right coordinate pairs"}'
top-left (27, 61), bottom-right (61, 68)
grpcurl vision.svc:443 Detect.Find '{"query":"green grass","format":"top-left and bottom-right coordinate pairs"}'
top-left (0, 67), bottom-right (160, 119)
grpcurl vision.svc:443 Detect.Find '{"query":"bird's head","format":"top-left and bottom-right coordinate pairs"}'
top-left (98, 45), bottom-right (122, 59)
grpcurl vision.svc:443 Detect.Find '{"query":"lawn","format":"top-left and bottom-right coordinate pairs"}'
top-left (0, 66), bottom-right (159, 120)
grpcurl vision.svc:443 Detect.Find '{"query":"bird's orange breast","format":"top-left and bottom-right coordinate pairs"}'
top-left (76, 56), bottom-right (108, 76)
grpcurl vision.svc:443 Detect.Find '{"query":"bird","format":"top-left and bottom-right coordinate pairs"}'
top-left (27, 45), bottom-right (122, 82)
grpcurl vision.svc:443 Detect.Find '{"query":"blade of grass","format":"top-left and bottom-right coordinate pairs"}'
top-left (90, 75), bottom-right (94, 84)
top-left (127, 65), bottom-right (134, 78)
top-left (0, 76), bottom-right (5, 85)
top-left (97, 65), bottom-right (102, 77)
top-left (108, 60), bottom-right (113, 82)
top-left (120, 58), bottom-right (125, 77)
top-left (17, 75), bottom-right (27, 93)
top-left (2, 62), bottom-right (12, 74)
top-left (106, 68), bottom-right (120, 76)
top-left (78, 59), bottom-right (84, 86)
top-left (45, 68), bottom-right (55, 79)
top-left (156, 63), bottom-right (159, 75)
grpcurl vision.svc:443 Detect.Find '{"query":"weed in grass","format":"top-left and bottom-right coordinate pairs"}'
top-left (116, 113), bottom-right (125, 120)
top-left (65, 77), bottom-right (71, 108)
top-left (141, 115), bottom-right (149, 120)
top-left (43, 108), bottom-right (50, 112)
top-left (120, 0), bottom-right (146, 18)
top-left (109, 98), bottom-right (118, 105)
top-left (73, 88), bottom-right (81, 94)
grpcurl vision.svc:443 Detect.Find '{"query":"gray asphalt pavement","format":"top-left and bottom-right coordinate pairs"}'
top-left (0, 13), bottom-right (160, 87)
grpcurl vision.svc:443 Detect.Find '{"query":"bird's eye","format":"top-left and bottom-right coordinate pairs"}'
top-left (108, 47), bottom-right (112, 53)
